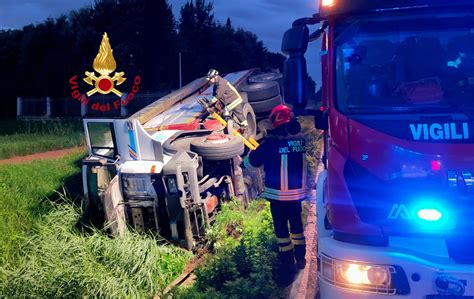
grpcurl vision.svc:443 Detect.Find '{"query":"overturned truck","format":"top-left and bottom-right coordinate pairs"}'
top-left (82, 69), bottom-right (283, 250)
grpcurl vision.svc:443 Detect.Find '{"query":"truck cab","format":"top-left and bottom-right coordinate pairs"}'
top-left (283, 1), bottom-right (474, 297)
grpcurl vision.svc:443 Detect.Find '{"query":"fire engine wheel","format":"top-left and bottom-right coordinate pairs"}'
top-left (250, 95), bottom-right (282, 114)
top-left (240, 81), bottom-right (280, 102)
top-left (190, 134), bottom-right (244, 161)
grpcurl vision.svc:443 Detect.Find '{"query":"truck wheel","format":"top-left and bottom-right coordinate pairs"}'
top-left (248, 72), bottom-right (284, 94)
top-left (249, 72), bottom-right (283, 84)
top-left (190, 134), bottom-right (244, 161)
top-left (250, 95), bottom-right (282, 114)
top-left (240, 81), bottom-right (280, 102)
top-left (242, 103), bottom-right (257, 139)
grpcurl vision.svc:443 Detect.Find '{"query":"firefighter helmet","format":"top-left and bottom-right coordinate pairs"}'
top-left (269, 104), bottom-right (292, 128)
top-left (206, 69), bottom-right (219, 80)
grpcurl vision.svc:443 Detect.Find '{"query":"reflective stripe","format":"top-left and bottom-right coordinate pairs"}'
top-left (262, 192), bottom-right (306, 201)
top-left (243, 156), bottom-right (253, 169)
top-left (280, 154), bottom-right (288, 191)
top-left (227, 82), bottom-right (240, 96)
top-left (290, 233), bottom-right (304, 239)
top-left (210, 96), bottom-right (218, 104)
top-left (226, 82), bottom-right (243, 111)
top-left (240, 120), bottom-right (248, 126)
top-left (265, 187), bottom-right (306, 196)
top-left (279, 243), bottom-right (294, 252)
top-left (292, 239), bottom-right (306, 245)
top-left (227, 97), bottom-right (243, 111)
top-left (277, 237), bottom-right (291, 244)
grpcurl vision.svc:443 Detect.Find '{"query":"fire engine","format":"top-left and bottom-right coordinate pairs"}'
top-left (282, 0), bottom-right (474, 297)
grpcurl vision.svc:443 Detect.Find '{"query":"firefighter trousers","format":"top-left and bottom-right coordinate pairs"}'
top-left (269, 200), bottom-right (306, 265)
top-left (231, 103), bottom-right (247, 127)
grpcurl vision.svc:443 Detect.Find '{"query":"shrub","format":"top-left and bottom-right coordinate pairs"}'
top-left (173, 200), bottom-right (283, 299)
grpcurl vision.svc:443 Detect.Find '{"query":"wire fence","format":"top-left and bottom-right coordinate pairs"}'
top-left (17, 92), bottom-right (169, 119)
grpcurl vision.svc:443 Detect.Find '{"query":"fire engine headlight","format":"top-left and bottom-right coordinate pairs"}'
top-left (319, 255), bottom-right (410, 295)
top-left (338, 263), bottom-right (390, 286)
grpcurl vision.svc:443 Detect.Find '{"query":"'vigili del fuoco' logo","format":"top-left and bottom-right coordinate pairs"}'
top-left (69, 33), bottom-right (141, 112)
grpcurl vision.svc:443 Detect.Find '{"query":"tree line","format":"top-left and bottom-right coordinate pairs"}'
top-left (0, 0), bottom-right (316, 118)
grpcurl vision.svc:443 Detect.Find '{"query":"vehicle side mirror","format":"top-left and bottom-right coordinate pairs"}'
top-left (281, 25), bottom-right (309, 55)
top-left (282, 25), bottom-right (309, 115)
top-left (312, 109), bottom-right (328, 130)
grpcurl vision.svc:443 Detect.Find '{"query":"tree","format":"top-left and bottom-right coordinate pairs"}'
top-left (140, 0), bottom-right (177, 89)
top-left (178, 0), bottom-right (216, 83)
top-left (0, 0), bottom-right (289, 118)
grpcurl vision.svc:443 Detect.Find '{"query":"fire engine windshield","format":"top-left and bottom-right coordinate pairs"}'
top-left (335, 11), bottom-right (474, 114)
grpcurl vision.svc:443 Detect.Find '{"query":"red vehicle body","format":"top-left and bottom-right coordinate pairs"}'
top-left (283, 0), bottom-right (474, 298)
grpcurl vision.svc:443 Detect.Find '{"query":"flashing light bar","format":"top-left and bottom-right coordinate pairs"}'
top-left (431, 160), bottom-right (441, 171)
top-left (321, 0), bottom-right (335, 7)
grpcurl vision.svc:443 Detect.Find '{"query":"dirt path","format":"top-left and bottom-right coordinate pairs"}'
top-left (0, 147), bottom-right (85, 165)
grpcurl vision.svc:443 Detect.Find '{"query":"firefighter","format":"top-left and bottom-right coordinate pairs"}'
top-left (206, 69), bottom-right (248, 132)
top-left (241, 104), bottom-right (307, 285)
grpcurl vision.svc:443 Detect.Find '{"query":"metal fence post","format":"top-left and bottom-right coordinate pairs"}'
top-left (16, 97), bottom-right (22, 117)
top-left (81, 99), bottom-right (87, 117)
top-left (121, 93), bottom-right (128, 117)
top-left (46, 97), bottom-right (52, 117)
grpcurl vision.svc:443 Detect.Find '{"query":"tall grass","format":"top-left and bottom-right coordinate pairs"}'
top-left (0, 152), bottom-right (192, 297)
top-left (0, 120), bottom-right (85, 159)
top-left (0, 203), bottom-right (191, 298)
top-left (0, 151), bottom-right (84, 264)
top-left (298, 116), bottom-right (322, 190)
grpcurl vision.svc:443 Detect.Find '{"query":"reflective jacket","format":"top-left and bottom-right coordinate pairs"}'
top-left (213, 76), bottom-right (242, 110)
top-left (242, 125), bottom-right (307, 201)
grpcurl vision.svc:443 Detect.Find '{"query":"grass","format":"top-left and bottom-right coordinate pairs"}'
top-left (0, 152), bottom-right (192, 297)
top-left (0, 151), bottom-right (85, 264)
top-left (0, 120), bottom-right (85, 159)
top-left (298, 115), bottom-right (323, 190)
top-left (0, 203), bottom-right (192, 298)
top-left (173, 200), bottom-right (283, 299)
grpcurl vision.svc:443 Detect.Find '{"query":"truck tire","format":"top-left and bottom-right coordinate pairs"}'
top-left (240, 81), bottom-right (280, 102)
top-left (242, 103), bottom-right (257, 139)
top-left (249, 72), bottom-right (283, 84)
top-left (190, 134), bottom-right (244, 161)
top-left (250, 95), bottom-right (282, 114)
top-left (249, 72), bottom-right (284, 94)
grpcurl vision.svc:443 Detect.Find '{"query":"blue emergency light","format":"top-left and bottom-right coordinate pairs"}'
top-left (417, 208), bottom-right (443, 221)
top-left (411, 199), bottom-right (455, 231)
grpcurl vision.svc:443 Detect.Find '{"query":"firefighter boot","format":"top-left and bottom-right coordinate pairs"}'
top-left (291, 233), bottom-right (306, 269)
top-left (274, 250), bottom-right (297, 287)
top-left (294, 245), bottom-right (306, 270)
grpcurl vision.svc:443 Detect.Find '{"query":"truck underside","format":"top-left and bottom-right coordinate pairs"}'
top-left (82, 69), bottom-right (279, 250)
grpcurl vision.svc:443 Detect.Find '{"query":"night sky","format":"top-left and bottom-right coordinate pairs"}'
top-left (0, 0), bottom-right (322, 87)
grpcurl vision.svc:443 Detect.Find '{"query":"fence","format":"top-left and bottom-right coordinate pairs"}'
top-left (17, 92), bottom-right (169, 119)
